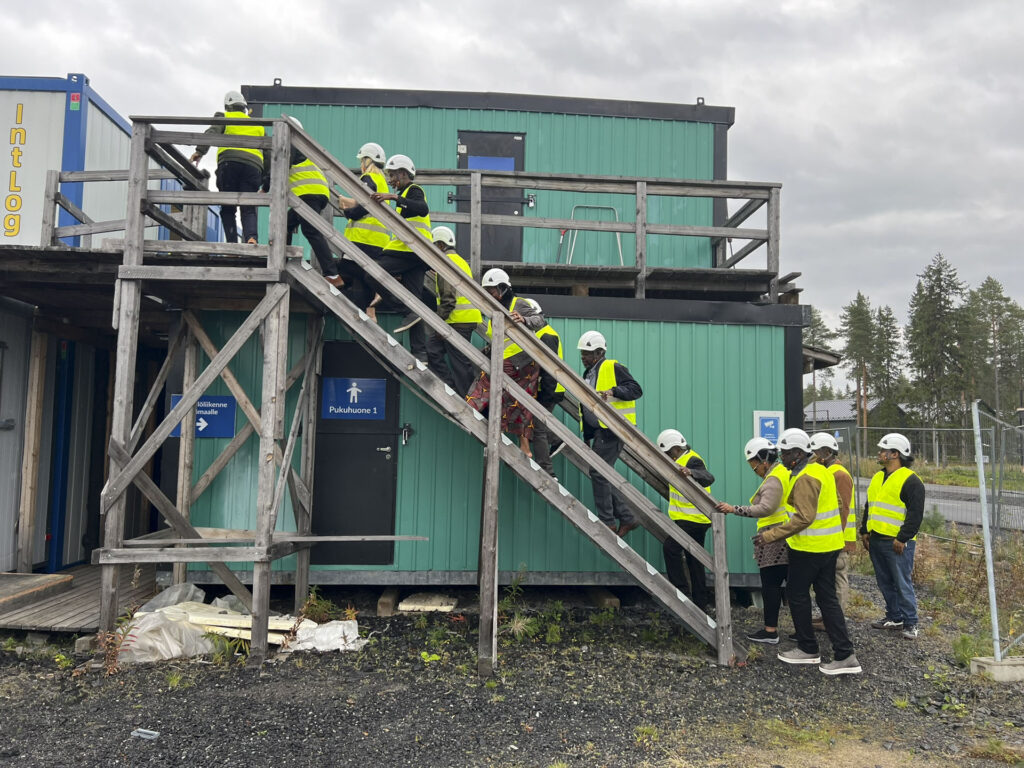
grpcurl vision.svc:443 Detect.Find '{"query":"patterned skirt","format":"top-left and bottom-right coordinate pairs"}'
top-left (754, 522), bottom-right (790, 569)
top-left (466, 360), bottom-right (540, 440)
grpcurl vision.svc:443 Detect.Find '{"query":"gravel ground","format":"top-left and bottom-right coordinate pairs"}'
top-left (1, 575), bottom-right (1022, 768)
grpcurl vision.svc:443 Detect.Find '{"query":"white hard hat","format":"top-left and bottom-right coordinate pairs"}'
top-left (481, 268), bottom-right (511, 288)
top-left (776, 428), bottom-right (811, 453)
top-left (577, 330), bottom-right (606, 352)
top-left (384, 154), bottom-right (415, 176)
top-left (657, 429), bottom-right (688, 453)
top-left (285, 115), bottom-right (303, 130)
top-left (809, 432), bottom-right (839, 453)
top-left (432, 226), bottom-right (456, 248)
top-left (878, 433), bottom-right (912, 458)
top-left (224, 90), bottom-right (246, 108)
top-left (357, 142), bottom-right (386, 164)
top-left (744, 437), bottom-right (776, 461)
top-left (523, 297), bottom-right (542, 314)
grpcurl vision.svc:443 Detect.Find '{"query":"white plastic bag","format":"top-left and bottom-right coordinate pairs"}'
top-left (289, 620), bottom-right (367, 652)
top-left (117, 610), bottom-right (214, 664)
top-left (138, 583), bottom-right (205, 612)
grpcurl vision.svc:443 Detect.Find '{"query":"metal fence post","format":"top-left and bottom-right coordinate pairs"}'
top-left (971, 400), bottom-right (1002, 662)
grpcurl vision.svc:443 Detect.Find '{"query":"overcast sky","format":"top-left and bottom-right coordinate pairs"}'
top-left (8, 0), bottom-right (1022, 331)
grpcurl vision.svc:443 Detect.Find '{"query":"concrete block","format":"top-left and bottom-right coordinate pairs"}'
top-left (25, 631), bottom-right (48, 646)
top-left (585, 586), bottom-right (620, 610)
top-left (74, 635), bottom-right (98, 655)
top-left (970, 656), bottom-right (1024, 682)
top-left (397, 592), bottom-right (457, 613)
top-left (377, 587), bottom-right (400, 617)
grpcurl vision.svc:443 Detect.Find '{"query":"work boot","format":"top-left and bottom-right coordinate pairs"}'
top-left (819, 654), bottom-right (862, 676)
top-left (777, 648), bottom-right (821, 665)
top-left (617, 520), bottom-right (640, 538)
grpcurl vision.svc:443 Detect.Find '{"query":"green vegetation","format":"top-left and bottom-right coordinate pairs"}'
top-left (299, 586), bottom-right (339, 624)
top-left (205, 633), bottom-right (249, 666)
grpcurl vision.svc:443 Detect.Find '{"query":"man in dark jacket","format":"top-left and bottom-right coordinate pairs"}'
top-left (526, 299), bottom-right (564, 478)
top-left (577, 330), bottom-right (643, 535)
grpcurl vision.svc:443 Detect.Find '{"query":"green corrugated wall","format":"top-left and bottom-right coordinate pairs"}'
top-left (182, 311), bottom-right (785, 579)
top-left (259, 102), bottom-right (716, 268)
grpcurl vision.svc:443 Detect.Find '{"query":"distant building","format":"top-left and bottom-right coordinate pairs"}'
top-left (803, 398), bottom-right (910, 432)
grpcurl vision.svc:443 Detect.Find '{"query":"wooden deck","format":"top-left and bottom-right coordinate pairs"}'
top-left (0, 564), bottom-right (156, 634)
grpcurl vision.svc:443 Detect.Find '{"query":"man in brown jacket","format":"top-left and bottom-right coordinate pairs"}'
top-left (810, 433), bottom-right (857, 615)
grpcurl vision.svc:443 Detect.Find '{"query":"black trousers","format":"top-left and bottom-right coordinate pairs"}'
top-left (588, 428), bottom-right (634, 527)
top-left (370, 249), bottom-right (428, 318)
top-left (530, 396), bottom-right (562, 477)
top-left (337, 242), bottom-right (382, 310)
top-left (216, 161), bottom-right (261, 243)
top-left (759, 563), bottom-right (788, 627)
top-left (426, 322), bottom-right (476, 396)
top-left (663, 519), bottom-right (711, 610)
top-left (786, 548), bottom-right (854, 660)
top-left (287, 195), bottom-right (334, 276)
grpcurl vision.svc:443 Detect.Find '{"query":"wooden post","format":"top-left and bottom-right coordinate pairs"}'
top-left (294, 316), bottom-right (322, 614)
top-left (100, 123), bottom-right (150, 633)
top-left (710, 512), bottom-right (736, 664)
top-left (766, 187), bottom-right (780, 302)
top-left (39, 170), bottom-right (59, 247)
top-left (469, 171), bottom-right (482, 279)
top-left (267, 121), bottom-right (290, 272)
top-left (477, 312), bottom-right (504, 676)
top-left (16, 330), bottom-right (48, 573)
top-left (250, 287), bottom-right (289, 664)
top-left (173, 327), bottom-right (197, 584)
top-left (634, 181), bottom-right (648, 299)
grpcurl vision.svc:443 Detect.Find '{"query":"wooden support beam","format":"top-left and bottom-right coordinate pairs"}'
top-left (711, 513), bottom-right (737, 664)
top-left (477, 313), bottom-right (504, 677)
top-left (721, 238), bottom-right (764, 269)
top-left (150, 129), bottom-right (271, 151)
top-left (141, 201), bottom-right (204, 241)
top-left (16, 330), bottom-right (47, 573)
top-left (59, 168), bottom-right (183, 183)
top-left (97, 546), bottom-right (269, 564)
top-left (39, 171), bottom-right (59, 247)
top-left (634, 181), bottom-right (648, 299)
top-left (267, 122), bottom-right (290, 272)
top-left (470, 172), bottom-right (482, 279)
top-left (147, 190), bottom-right (267, 207)
top-left (127, 323), bottom-right (186, 454)
top-left (767, 187), bottom-right (781, 302)
top-left (118, 266), bottom-right (281, 282)
top-left (174, 328), bottom-right (197, 585)
top-left (55, 219), bottom-right (127, 240)
top-left (294, 316), bottom-right (322, 613)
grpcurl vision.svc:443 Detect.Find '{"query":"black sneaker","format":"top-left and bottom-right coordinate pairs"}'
top-left (394, 313), bottom-right (421, 333)
top-left (870, 617), bottom-right (904, 630)
top-left (746, 629), bottom-right (779, 645)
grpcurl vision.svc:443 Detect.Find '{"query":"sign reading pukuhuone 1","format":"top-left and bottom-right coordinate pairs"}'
top-left (169, 395), bottom-right (237, 438)
top-left (322, 377), bottom-right (386, 420)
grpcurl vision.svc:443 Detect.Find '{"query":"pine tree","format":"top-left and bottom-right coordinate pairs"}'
top-left (803, 306), bottom-right (839, 407)
top-left (969, 277), bottom-right (1015, 418)
top-left (839, 292), bottom-right (874, 426)
top-left (870, 305), bottom-right (904, 401)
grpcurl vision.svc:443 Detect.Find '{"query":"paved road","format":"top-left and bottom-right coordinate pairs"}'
top-left (851, 478), bottom-right (1023, 532)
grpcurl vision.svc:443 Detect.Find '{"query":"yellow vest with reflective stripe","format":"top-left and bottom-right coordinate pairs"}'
top-left (786, 462), bottom-right (844, 553)
top-left (827, 462), bottom-right (857, 542)
top-left (535, 324), bottom-right (565, 393)
top-left (751, 463), bottom-right (791, 530)
top-left (345, 170), bottom-right (390, 248)
top-left (435, 251), bottom-right (482, 325)
top-left (486, 296), bottom-right (526, 359)
top-left (593, 359), bottom-right (636, 427)
top-left (289, 158), bottom-right (329, 198)
top-left (383, 184), bottom-right (431, 252)
top-left (668, 449), bottom-right (712, 523)
top-left (866, 467), bottom-right (917, 539)
top-left (219, 111), bottom-right (264, 164)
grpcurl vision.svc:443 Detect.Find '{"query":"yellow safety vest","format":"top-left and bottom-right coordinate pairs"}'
top-left (751, 463), bottom-right (791, 530)
top-left (866, 467), bottom-right (918, 540)
top-left (289, 159), bottom-right (329, 198)
top-left (588, 359), bottom-right (636, 428)
top-left (827, 462), bottom-right (857, 542)
top-left (383, 184), bottom-right (431, 251)
top-left (535, 324), bottom-right (565, 393)
top-left (435, 251), bottom-right (482, 325)
top-left (345, 170), bottom-right (390, 248)
top-left (486, 296), bottom-right (527, 359)
top-left (219, 111), bottom-right (264, 164)
top-left (668, 449), bottom-right (712, 523)
top-left (786, 462), bottom-right (844, 553)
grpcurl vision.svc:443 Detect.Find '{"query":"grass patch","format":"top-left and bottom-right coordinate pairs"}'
top-left (966, 738), bottom-right (1024, 764)
top-left (299, 586), bottom-right (339, 624)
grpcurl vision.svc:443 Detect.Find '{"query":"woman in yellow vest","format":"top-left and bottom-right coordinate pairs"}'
top-left (524, 298), bottom-right (565, 479)
top-left (860, 433), bottom-right (923, 640)
top-left (757, 428), bottom-right (861, 675)
top-left (657, 429), bottom-right (716, 613)
top-left (424, 226), bottom-right (482, 396)
top-left (577, 331), bottom-right (643, 536)
top-left (715, 437), bottom-right (790, 644)
top-left (190, 91), bottom-right (264, 245)
top-left (335, 141), bottom-right (390, 310)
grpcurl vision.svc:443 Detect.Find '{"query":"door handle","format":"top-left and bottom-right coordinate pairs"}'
top-left (376, 446), bottom-right (392, 452)
top-left (401, 422), bottom-right (415, 446)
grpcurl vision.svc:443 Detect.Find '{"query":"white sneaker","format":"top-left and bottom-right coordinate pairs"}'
top-left (901, 625), bottom-right (919, 640)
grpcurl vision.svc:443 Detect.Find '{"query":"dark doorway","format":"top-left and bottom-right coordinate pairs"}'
top-left (455, 130), bottom-right (525, 262)
top-left (312, 341), bottom-right (400, 565)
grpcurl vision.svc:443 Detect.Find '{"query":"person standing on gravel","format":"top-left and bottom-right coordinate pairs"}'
top-left (860, 433), bottom-right (924, 640)
top-left (810, 433), bottom-right (857, 616)
top-left (715, 437), bottom-right (790, 645)
top-left (756, 428), bottom-right (861, 676)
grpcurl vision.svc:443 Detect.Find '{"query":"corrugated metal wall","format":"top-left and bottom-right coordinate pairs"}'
top-left (259, 103), bottom-right (715, 268)
top-left (61, 344), bottom-right (94, 566)
top-left (82, 108), bottom-right (130, 240)
top-left (0, 303), bottom-right (32, 571)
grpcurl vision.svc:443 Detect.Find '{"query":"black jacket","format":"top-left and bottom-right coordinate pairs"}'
top-left (580, 357), bottom-right (642, 440)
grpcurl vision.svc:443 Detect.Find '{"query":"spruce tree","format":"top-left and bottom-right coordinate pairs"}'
top-left (839, 292), bottom-right (874, 426)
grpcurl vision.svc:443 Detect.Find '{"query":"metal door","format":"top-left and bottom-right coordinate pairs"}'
top-left (312, 341), bottom-right (400, 565)
top-left (455, 130), bottom-right (526, 262)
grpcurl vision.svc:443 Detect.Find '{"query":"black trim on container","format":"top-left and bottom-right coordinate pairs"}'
top-left (713, 123), bottom-right (729, 227)
top-left (522, 295), bottom-right (804, 327)
top-left (784, 325), bottom-right (805, 428)
top-left (241, 85), bottom-right (736, 126)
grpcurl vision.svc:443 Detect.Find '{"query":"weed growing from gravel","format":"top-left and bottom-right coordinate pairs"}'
top-left (53, 652), bottom-right (73, 670)
top-left (953, 633), bottom-right (990, 667)
top-left (419, 651), bottom-right (441, 665)
top-left (206, 633), bottom-right (249, 666)
top-left (505, 611), bottom-right (541, 642)
top-left (892, 695), bottom-right (911, 709)
top-left (589, 607), bottom-right (617, 626)
top-left (966, 737), bottom-right (1024, 764)
top-left (165, 670), bottom-right (184, 689)
top-left (633, 724), bottom-right (660, 749)
top-left (300, 587), bottom-right (338, 624)
top-left (2, 636), bottom-right (16, 652)
top-left (413, 614), bottom-right (429, 630)
top-left (640, 612), bottom-right (670, 645)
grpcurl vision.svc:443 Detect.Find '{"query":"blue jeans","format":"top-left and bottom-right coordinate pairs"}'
top-left (869, 535), bottom-right (918, 626)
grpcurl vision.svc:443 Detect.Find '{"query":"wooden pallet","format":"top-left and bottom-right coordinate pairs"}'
top-left (0, 564), bottom-right (156, 634)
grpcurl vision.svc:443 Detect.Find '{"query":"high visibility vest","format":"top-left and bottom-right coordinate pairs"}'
top-left (345, 170), bottom-right (390, 248)
top-left (535, 324), bottom-right (565, 393)
top-left (289, 159), bottom-right (329, 198)
top-left (435, 251), bottom-right (482, 325)
top-left (827, 462), bottom-right (857, 542)
top-left (668, 449), bottom-right (712, 524)
top-left (486, 296), bottom-right (526, 359)
top-left (219, 111), bottom-right (264, 164)
top-left (578, 359), bottom-right (637, 428)
top-left (786, 462), bottom-right (844, 553)
top-left (751, 463), bottom-right (791, 530)
top-left (866, 467), bottom-right (918, 540)
top-left (383, 184), bottom-right (431, 251)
